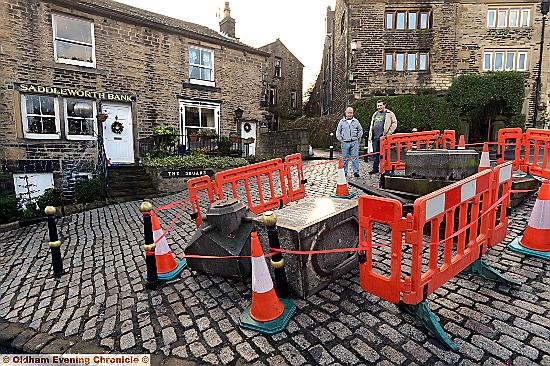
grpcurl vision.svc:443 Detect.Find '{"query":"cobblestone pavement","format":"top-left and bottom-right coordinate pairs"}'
top-left (1, 159), bottom-right (549, 365)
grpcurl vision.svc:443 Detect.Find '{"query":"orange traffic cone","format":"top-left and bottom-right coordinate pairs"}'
top-left (457, 135), bottom-right (465, 149)
top-left (331, 159), bottom-right (356, 199)
top-left (240, 232), bottom-right (295, 334)
top-left (151, 212), bottom-right (186, 280)
top-left (509, 179), bottom-right (550, 260)
top-left (478, 142), bottom-right (490, 172)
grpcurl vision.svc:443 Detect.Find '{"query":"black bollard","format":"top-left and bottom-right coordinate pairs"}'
top-left (329, 133), bottom-right (334, 160)
top-left (140, 201), bottom-right (158, 289)
top-left (263, 211), bottom-right (290, 299)
top-left (45, 206), bottom-right (64, 278)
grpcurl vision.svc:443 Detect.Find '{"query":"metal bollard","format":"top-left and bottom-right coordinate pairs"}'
top-left (263, 211), bottom-right (290, 299)
top-left (140, 201), bottom-right (158, 289)
top-left (329, 133), bottom-right (334, 160)
top-left (45, 206), bottom-right (64, 278)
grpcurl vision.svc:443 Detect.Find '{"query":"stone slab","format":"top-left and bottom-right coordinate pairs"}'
top-left (10, 329), bottom-right (38, 349)
top-left (67, 341), bottom-right (108, 354)
top-left (255, 196), bottom-right (358, 298)
top-left (405, 149), bottom-right (479, 180)
top-left (384, 176), bottom-right (455, 196)
top-left (0, 323), bottom-right (27, 345)
top-left (41, 339), bottom-right (75, 354)
top-left (510, 176), bottom-right (540, 208)
top-left (21, 333), bottom-right (56, 353)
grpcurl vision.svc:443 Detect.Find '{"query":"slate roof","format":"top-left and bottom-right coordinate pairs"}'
top-left (50, 0), bottom-right (270, 56)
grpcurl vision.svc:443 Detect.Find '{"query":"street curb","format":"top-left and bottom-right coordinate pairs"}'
top-left (0, 319), bottom-right (200, 365)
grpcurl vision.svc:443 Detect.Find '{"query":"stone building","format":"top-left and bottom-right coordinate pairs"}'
top-left (314, 0), bottom-right (550, 133)
top-left (259, 39), bottom-right (304, 131)
top-left (0, 0), bottom-right (292, 200)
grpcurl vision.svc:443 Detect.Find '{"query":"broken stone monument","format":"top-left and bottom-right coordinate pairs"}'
top-left (185, 198), bottom-right (254, 279)
top-left (385, 149), bottom-right (479, 195)
top-left (255, 196), bottom-right (358, 298)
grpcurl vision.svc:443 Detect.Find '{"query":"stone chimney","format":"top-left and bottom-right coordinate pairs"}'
top-left (219, 2), bottom-right (235, 38)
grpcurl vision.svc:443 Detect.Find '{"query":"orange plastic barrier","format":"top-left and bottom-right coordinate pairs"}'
top-left (488, 162), bottom-right (513, 247)
top-left (215, 158), bottom-right (288, 214)
top-left (380, 130), bottom-right (441, 174)
top-left (497, 128), bottom-right (524, 170)
top-left (522, 129), bottom-right (550, 179)
top-left (284, 153), bottom-right (306, 201)
top-left (441, 130), bottom-right (456, 149)
top-left (187, 176), bottom-right (218, 228)
top-left (359, 168), bottom-right (496, 305)
top-left (358, 197), bottom-right (412, 303)
top-left (187, 154), bottom-right (306, 227)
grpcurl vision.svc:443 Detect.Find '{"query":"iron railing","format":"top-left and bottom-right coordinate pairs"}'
top-left (138, 134), bottom-right (251, 158)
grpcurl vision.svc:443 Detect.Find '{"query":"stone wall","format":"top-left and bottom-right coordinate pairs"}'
top-left (255, 129), bottom-right (309, 160)
top-left (0, 0), bottom-right (268, 184)
top-left (259, 39), bottom-right (304, 121)
top-left (316, 0), bottom-right (550, 125)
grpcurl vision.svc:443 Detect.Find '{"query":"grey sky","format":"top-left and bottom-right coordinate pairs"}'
top-left (114, 0), bottom-right (336, 95)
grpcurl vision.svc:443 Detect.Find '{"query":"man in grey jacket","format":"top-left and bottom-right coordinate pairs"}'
top-left (368, 100), bottom-right (398, 174)
top-left (336, 107), bottom-right (363, 177)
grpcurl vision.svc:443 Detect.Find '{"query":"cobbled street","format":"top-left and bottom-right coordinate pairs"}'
top-left (1, 159), bottom-right (549, 365)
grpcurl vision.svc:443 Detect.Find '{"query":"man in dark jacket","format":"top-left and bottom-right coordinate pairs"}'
top-left (367, 100), bottom-right (398, 174)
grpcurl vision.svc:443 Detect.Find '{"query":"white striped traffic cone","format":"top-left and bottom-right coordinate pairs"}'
top-left (151, 211), bottom-right (186, 280)
top-left (240, 232), bottom-right (295, 334)
top-left (509, 179), bottom-right (550, 260)
top-left (331, 159), bottom-right (356, 199)
top-left (478, 142), bottom-right (490, 172)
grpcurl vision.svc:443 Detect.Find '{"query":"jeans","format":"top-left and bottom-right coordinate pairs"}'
top-left (341, 140), bottom-right (359, 174)
top-left (372, 138), bottom-right (380, 172)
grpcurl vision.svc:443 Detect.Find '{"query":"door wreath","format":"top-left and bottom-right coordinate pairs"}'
top-left (111, 117), bottom-right (124, 134)
top-left (243, 122), bottom-right (252, 133)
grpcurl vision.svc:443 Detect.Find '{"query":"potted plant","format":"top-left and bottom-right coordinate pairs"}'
top-left (96, 113), bottom-right (108, 123)
top-left (188, 130), bottom-right (199, 143)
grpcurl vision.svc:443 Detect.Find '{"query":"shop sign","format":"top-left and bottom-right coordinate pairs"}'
top-left (160, 169), bottom-right (214, 178)
top-left (14, 83), bottom-right (136, 102)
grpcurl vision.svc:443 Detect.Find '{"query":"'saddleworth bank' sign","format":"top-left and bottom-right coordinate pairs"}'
top-left (15, 83), bottom-right (136, 102)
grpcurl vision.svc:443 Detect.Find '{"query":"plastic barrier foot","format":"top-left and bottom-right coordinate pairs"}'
top-left (462, 259), bottom-right (521, 287)
top-left (399, 301), bottom-right (459, 352)
top-left (508, 237), bottom-right (550, 261)
top-left (240, 298), bottom-right (296, 334)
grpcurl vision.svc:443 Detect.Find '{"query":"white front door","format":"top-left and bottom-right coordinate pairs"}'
top-left (102, 103), bottom-right (134, 164)
top-left (241, 121), bottom-right (256, 156)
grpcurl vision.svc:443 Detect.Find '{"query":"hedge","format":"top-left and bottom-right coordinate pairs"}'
top-left (144, 154), bottom-right (249, 169)
top-left (283, 94), bottom-right (461, 148)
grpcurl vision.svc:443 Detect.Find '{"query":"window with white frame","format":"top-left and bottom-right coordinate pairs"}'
top-left (385, 51), bottom-right (430, 72)
top-left (487, 7), bottom-right (531, 28)
top-left (21, 95), bottom-right (60, 139)
top-left (291, 91), bottom-right (297, 108)
top-left (189, 47), bottom-right (214, 85)
top-left (483, 50), bottom-right (528, 71)
top-left (386, 9), bottom-right (431, 30)
top-left (274, 59), bottom-right (282, 78)
top-left (52, 14), bottom-right (95, 67)
top-left (179, 101), bottom-right (219, 143)
top-left (65, 98), bottom-right (96, 140)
